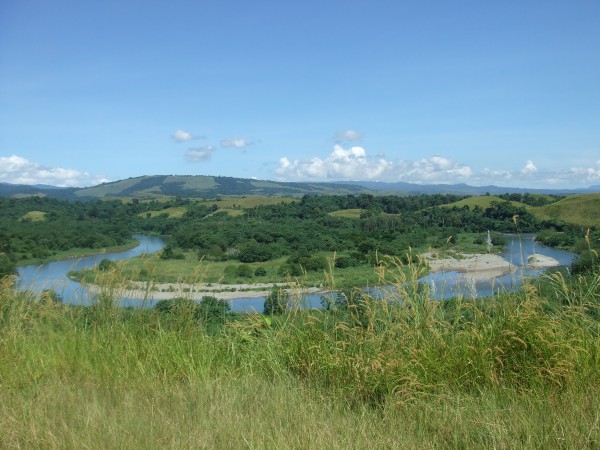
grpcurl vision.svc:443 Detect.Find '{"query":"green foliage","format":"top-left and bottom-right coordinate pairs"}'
top-left (159, 244), bottom-right (185, 260)
top-left (254, 266), bottom-right (267, 277)
top-left (237, 241), bottom-right (273, 262)
top-left (0, 268), bottom-right (598, 448)
top-left (571, 250), bottom-right (599, 275)
top-left (154, 296), bottom-right (232, 327)
top-left (197, 296), bottom-right (232, 326)
top-left (263, 287), bottom-right (288, 315)
top-left (0, 253), bottom-right (16, 278)
top-left (224, 264), bottom-right (254, 279)
top-left (98, 258), bottom-right (115, 271)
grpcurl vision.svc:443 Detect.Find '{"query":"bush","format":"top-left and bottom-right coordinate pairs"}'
top-left (98, 259), bottom-right (115, 271)
top-left (160, 245), bottom-right (185, 260)
top-left (235, 265), bottom-right (254, 278)
top-left (278, 262), bottom-right (303, 277)
top-left (197, 296), bottom-right (231, 325)
top-left (254, 267), bottom-right (267, 277)
top-left (263, 288), bottom-right (288, 315)
top-left (0, 254), bottom-right (16, 278)
top-left (571, 250), bottom-right (598, 275)
top-left (225, 264), bottom-right (254, 278)
top-left (238, 242), bottom-right (273, 263)
top-left (334, 256), bottom-right (352, 269)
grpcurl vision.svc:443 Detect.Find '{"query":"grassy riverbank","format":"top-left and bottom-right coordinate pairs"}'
top-left (1, 260), bottom-right (598, 448)
top-left (69, 251), bottom-right (388, 289)
top-left (68, 233), bottom-right (498, 290)
top-left (17, 238), bottom-right (140, 266)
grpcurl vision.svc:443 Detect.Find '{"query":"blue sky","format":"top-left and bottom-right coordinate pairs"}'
top-left (1, 0), bottom-right (599, 188)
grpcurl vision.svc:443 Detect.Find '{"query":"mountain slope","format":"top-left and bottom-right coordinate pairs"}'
top-left (531, 194), bottom-right (600, 227)
top-left (72, 175), bottom-right (370, 199)
top-left (1, 176), bottom-right (599, 200)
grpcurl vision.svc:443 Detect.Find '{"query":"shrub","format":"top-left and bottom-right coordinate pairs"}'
top-left (235, 265), bottom-right (254, 278)
top-left (197, 296), bottom-right (231, 325)
top-left (571, 250), bottom-right (598, 275)
top-left (263, 287), bottom-right (288, 315)
top-left (98, 259), bottom-right (115, 271)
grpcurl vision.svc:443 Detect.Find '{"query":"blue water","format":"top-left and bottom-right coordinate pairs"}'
top-left (17, 235), bottom-right (165, 306)
top-left (17, 234), bottom-right (577, 312)
top-left (416, 234), bottom-right (577, 300)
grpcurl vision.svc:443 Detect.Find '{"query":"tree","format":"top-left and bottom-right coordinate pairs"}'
top-left (197, 296), bottom-right (232, 325)
top-left (98, 258), bottom-right (115, 271)
top-left (571, 250), bottom-right (598, 275)
top-left (263, 287), bottom-right (288, 315)
top-left (0, 253), bottom-right (15, 279)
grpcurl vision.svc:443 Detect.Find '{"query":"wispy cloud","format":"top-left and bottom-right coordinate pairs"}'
top-left (220, 138), bottom-right (255, 149)
top-left (173, 129), bottom-right (203, 142)
top-left (334, 129), bottom-right (362, 142)
top-left (276, 146), bottom-right (600, 188)
top-left (0, 155), bottom-right (108, 187)
top-left (185, 146), bottom-right (215, 163)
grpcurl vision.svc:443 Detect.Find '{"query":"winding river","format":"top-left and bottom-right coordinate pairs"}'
top-left (17, 235), bottom-right (165, 307)
top-left (17, 234), bottom-right (577, 312)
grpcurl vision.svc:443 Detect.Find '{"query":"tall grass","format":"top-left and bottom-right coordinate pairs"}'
top-left (0, 257), bottom-right (598, 448)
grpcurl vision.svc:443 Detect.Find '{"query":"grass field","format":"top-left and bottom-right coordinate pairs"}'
top-left (441, 195), bottom-right (528, 209)
top-left (20, 210), bottom-right (47, 221)
top-left (139, 196), bottom-right (297, 219)
top-left (328, 208), bottom-right (364, 218)
top-left (531, 193), bottom-right (600, 227)
top-left (1, 261), bottom-right (598, 448)
top-left (139, 206), bottom-right (188, 218)
top-left (18, 239), bottom-right (140, 266)
top-left (441, 193), bottom-right (600, 228)
top-left (71, 251), bottom-right (387, 289)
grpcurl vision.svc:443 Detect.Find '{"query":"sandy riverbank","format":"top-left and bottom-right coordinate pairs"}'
top-left (85, 281), bottom-right (326, 301)
top-left (421, 252), bottom-right (516, 281)
top-left (84, 252), bottom-right (562, 301)
top-left (420, 251), bottom-right (560, 281)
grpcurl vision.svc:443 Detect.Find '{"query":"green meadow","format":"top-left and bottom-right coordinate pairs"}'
top-left (1, 257), bottom-right (599, 448)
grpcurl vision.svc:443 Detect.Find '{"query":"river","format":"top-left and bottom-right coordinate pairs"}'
top-left (17, 234), bottom-right (577, 312)
top-left (17, 235), bottom-right (165, 306)
top-left (412, 234), bottom-right (576, 300)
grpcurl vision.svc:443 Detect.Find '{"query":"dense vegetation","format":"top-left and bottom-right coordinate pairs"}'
top-left (1, 192), bottom-right (599, 447)
top-left (2, 193), bottom-right (599, 282)
top-left (1, 258), bottom-right (598, 447)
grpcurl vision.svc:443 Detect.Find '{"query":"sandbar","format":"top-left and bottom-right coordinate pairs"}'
top-left (420, 252), bottom-right (517, 281)
top-left (84, 281), bottom-right (326, 301)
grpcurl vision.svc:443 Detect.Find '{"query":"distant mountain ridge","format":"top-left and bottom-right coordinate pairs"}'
top-left (0, 175), bottom-right (598, 200)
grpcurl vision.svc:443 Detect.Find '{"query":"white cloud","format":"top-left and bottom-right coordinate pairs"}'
top-left (0, 155), bottom-right (108, 187)
top-left (185, 146), bottom-right (215, 163)
top-left (482, 168), bottom-right (512, 180)
top-left (334, 130), bottom-right (362, 142)
top-left (220, 138), bottom-right (254, 149)
top-left (521, 160), bottom-right (537, 175)
top-left (276, 147), bottom-right (472, 184)
top-left (172, 129), bottom-right (197, 142)
top-left (276, 146), bottom-right (600, 188)
top-left (568, 160), bottom-right (600, 181)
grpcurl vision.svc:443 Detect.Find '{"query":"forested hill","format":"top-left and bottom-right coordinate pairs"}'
top-left (0, 176), bottom-right (368, 200)
top-left (1, 176), bottom-right (598, 200)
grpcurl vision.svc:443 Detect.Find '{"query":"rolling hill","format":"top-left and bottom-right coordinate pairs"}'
top-left (1, 176), bottom-right (598, 200)
top-left (531, 194), bottom-right (600, 227)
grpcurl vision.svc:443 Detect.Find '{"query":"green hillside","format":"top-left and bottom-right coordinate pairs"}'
top-left (21, 211), bottom-right (47, 221)
top-left (532, 193), bottom-right (600, 227)
top-left (72, 175), bottom-right (368, 199)
top-left (441, 196), bottom-right (527, 209)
